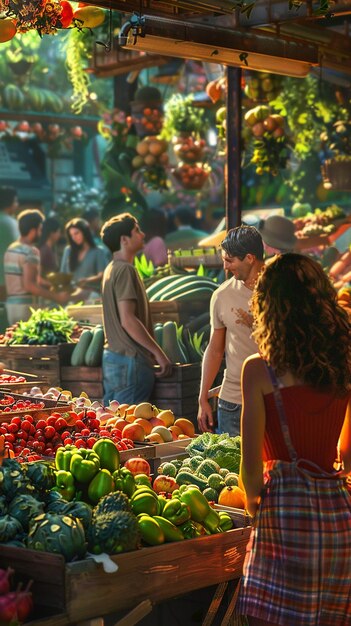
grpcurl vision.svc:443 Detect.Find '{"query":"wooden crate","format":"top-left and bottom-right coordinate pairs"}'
top-left (0, 390), bottom-right (70, 422)
top-left (151, 363), bottom-right (201, 422)
top-left (0, 344), bottom-right (75, 389)
top-left (60, 366), bottom-right (103, 401)
top-left (66, 301), bottom-right (210, 326)
top-left (0, 527), bottom-right (251, 624)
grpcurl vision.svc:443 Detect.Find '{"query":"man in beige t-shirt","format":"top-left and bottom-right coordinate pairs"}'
top-left (198, 225), bottom-right (265, 436)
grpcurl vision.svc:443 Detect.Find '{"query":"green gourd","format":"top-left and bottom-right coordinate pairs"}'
top-left (71, 329), bottom-right (93, 366)
top-left (85, 325), bottom-right (105, 367)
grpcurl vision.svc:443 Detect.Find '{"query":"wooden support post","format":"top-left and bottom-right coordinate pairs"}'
top-left (225, 66), bottom-right (242, 230)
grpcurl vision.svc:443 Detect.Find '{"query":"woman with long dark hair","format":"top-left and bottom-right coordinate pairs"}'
top-left (238, 253), bottom-right (351, 626)
top-left (60, 217), bottom-right (107, 295)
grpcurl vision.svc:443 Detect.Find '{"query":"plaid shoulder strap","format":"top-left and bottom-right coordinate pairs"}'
top-left (265, 363), bottom-right (298, 462)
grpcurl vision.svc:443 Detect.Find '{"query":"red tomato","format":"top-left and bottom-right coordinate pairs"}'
top-left (124, 457), bottom-right (151, 476)
top-left (36, 419), bottom-right (47, 430)
top-left (44, 426), bottom-right (56, 440)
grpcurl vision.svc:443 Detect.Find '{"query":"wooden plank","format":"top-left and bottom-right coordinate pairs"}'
top-left (154, 362), bottom-right (201, 383)
top-left (60, 366), bottom-right (103, 382)
top-left (65, 527), bottom-right (251, 622)
top-left (152, 378), bottom-right (199, 399)
top-left (0, 344), bottom-right (74, 362)
top-left (0, 547), bottom-right (66, 610)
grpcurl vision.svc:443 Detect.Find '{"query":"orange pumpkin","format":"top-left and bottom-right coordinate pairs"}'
top-left (218, 485), bottom-right (246, 509)
top-left (206, 79), bottom-right (222, 103)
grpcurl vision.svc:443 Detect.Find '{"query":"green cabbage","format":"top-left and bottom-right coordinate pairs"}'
top-left (185, 433), bottom-right (241, 473)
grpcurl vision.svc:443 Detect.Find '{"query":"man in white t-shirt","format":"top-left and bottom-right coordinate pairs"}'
top-left (197, 225), bottom-right (265, 436)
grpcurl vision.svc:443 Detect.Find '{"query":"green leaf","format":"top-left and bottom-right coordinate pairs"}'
top-left (297, 113), bottom-right (308, 124)
top-left (197, 264), bottom-right (205, 276)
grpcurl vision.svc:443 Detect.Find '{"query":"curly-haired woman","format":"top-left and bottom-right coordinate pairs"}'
top-left (238, 253), bottom-right (351, 626)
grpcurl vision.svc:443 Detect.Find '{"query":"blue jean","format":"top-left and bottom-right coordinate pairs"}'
top-left (102, 349), bottom-right (155, 406)
top-left (217, 398), bottom-right (241, 437)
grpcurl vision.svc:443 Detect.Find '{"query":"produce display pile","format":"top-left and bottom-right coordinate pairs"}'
top-left (292, 203), bottom-right (345, 238)
top-left (0, 432), bottom-right (244, 563)
top-left (0, 307), bottom-right (79, 346)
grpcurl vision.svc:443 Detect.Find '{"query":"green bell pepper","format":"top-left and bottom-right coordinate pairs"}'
top-left (179, 519), bottom-right (202, 539)
top-left (70, 449), bottom-right (100, 483)
top-left (162, 499), bottom-right (191, 525)
top-left (203, 508), bottom-right (222, 534)
top-left (54, 470), bottom-right (75, 501)
top-left (55, 445), bottom-right (78, 471)
top-left (179, 486), bottom-right (211, 522)
top-left (153, 516), bottom-right (184, 542)
top-left (113, 467), bottom-right (136, 498)
top-left (93, 438), bottom-right (120, 473)
top-left (218, 511), bottom-right (234, 531)
top-left (88, 469), bottom-right (115, 505)
top-left (157, 495), bottom-right (168, 515)
top-left (138, 515), bottom-right (165, 546)
top-left (131, 490), bottom-right (159, 516)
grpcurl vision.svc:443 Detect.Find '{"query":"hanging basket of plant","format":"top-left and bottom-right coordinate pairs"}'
top-left (321, 158), bottom-right (351, 191)
top-left (243, 71), bottom-right (283, 103)
top-left (171, 162), bottom-right (211, 190)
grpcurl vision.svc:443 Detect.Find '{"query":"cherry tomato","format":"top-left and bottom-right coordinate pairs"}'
top-left (44, 426), bottom-right (56, 439)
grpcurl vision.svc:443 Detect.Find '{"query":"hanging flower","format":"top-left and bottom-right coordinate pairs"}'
top-left (0, 0), bottom-right (68, 35)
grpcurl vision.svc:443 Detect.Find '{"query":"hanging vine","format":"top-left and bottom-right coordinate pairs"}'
top-left (63, 28), bottom-right (91, 114)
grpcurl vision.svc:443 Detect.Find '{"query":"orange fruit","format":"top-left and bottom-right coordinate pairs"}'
top-left (125, 413), bottom-right (136, 423)
top-left (122, 423), bottom-right (145, 442)
top-left (0, 19), bottom-right (16, 43)
top-left (134, 418), bottom-right (153, 435)
top-left (174, 418), bottom-right (195, 438)
top-left (146, 433), bottom-right (163, 444)
top-left (149, 416), bottom-right (166, 428)
top-left (169, 425), bottom-right (182, 440)
top-left (114, 418), bottom-right (129, 431)
top-left (218, 486), bottom-right (246, 509)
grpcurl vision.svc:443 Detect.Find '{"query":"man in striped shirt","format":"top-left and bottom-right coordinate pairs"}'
top-left (4, 209), bottom-right (70, 325)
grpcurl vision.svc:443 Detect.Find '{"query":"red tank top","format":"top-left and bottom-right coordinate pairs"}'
top-left (263, 386), bottom-right (350, 472)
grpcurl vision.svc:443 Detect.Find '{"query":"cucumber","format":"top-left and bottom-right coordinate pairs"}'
top-left (158, 276), bottom-right (218, 302)
top-left (185, 312), bottom-right (210, 334)
top-left (153, 323), bottom-right (163, 347)
top-left (71, 329), bottom-right (93, 367)
top-left (84, 325), bottom-right (105, 367)
top-left (176, 470), bottom-right (208, 490)
top-left (161, 321), bottom-right (187, 364)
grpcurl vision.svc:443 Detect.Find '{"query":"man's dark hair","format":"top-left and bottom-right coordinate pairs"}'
top-left (82, 208), bottom-right (100, 224)
top-left (174, 206), bottom-right (195, 227)
top-left (18, 209), bottom-right (44, 237)
top-left (0, 186), bottom-right (17, 211)
top-left (221, 225), bottom-right (264, 261)
top-left (100, 213), bottom-right (137, 253)
top-left (38, 216), bottom-right (61, 247)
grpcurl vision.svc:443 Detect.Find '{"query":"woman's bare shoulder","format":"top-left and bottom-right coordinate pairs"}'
top-left (242, 354), bottom-right (270, 387)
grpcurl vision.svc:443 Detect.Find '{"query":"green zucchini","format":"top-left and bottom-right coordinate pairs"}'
top-left (161, 321), bottom-right (187, 364)
top-left (84, 325), bottom-right (105, 367)
top-left (176, 470), bottom-right (208, 490)
top-left (71, 329), bottom-right (93, 367)
top-left (153, 323), bottom-right (163, 347)
top-left (185, 312), bottom-right (210, 334)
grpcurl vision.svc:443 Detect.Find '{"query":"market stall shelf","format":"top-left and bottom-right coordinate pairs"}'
top-left (0, 344), bottom-right (75, 390)
top-left (60, 365), bottom-right (103, 401)
top-left (0, 526), bottom-right (251, 625)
